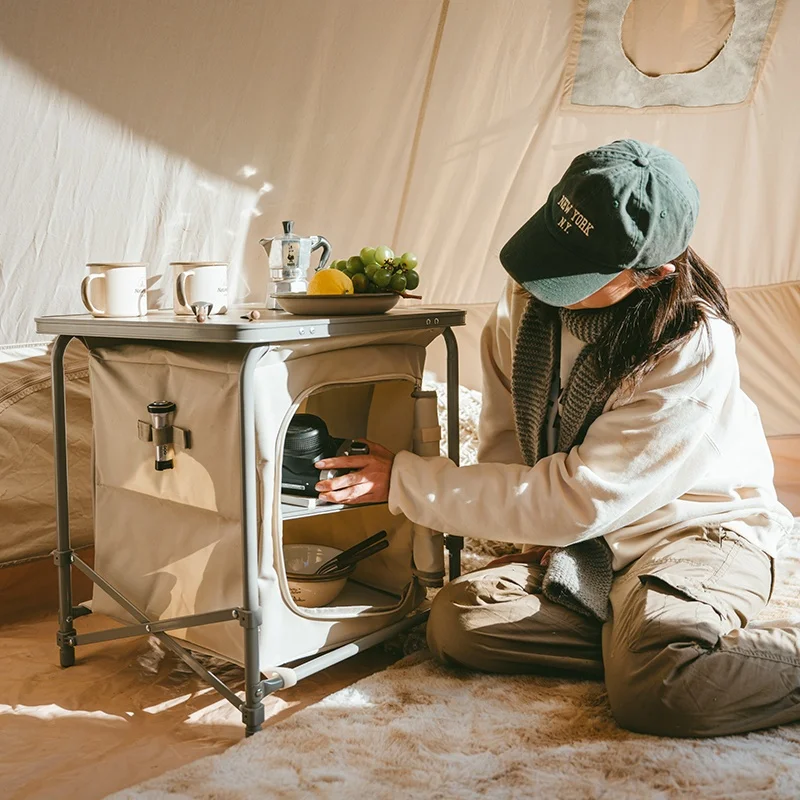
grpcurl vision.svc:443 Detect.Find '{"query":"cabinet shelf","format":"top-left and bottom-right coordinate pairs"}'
top-left (280, 499), bottom-right (387, 521)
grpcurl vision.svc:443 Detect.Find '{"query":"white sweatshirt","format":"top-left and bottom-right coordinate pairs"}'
top-left (390, 279), bottom-right (794, 570)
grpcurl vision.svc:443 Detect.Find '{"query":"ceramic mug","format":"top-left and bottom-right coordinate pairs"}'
top-left (81, 263), bottom-right (148, 317)
top-left (172, 262), bottom-right (229, 315)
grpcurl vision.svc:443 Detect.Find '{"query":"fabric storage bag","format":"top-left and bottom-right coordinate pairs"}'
top-left (87, 328), bottom-right (444, 670)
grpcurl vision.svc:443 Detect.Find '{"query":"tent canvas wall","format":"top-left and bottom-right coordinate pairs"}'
top-left (1, 0), bottom-right (799, 573)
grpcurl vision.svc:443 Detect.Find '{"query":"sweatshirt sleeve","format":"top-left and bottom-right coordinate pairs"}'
top-left (476, 278), bottom-right (524, 465)
top-left (389, 324), bottom-right (731, 547)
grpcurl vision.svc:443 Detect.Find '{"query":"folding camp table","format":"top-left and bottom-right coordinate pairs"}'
top-left (36, 307), bottom-right (465, 735)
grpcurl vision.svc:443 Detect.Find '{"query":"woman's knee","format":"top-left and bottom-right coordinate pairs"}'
top-left (605, 652), bottom-right (729, 738)
top-left (426, 577), bottom-right (487, 669)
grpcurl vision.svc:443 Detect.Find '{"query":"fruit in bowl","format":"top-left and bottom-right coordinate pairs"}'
top-left (331, 245), bottom-right (421, 296)
top-left (307, 269), bottom-right (354, 295)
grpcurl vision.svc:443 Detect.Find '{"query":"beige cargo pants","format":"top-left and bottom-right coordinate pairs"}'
top-left (427, 526), bottom-right (800, 737)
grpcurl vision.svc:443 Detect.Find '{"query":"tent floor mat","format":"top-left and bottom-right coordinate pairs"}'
top-left (0, 611), bottom-right (398, 800)
top-left (0, 548), bottom-right (94, 626)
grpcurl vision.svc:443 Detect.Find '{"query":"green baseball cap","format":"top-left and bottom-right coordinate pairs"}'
top-left (499, 139), bottom-right (700, 307)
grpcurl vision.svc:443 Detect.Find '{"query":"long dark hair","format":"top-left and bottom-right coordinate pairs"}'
top-left (514, 246), bottom-right (738, 395)
top-left (597, 247), bottom-right (738, 394)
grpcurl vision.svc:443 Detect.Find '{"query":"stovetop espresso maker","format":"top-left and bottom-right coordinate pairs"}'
top-left (259, 220), bottom-right (331, 309)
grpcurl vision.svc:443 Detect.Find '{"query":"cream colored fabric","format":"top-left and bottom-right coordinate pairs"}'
top-left (0, 341), bottom-right (92, 565)
top-left (88, 332), bottom-right (441, 669)
top-left (390, 278), bottom-right (794, 570)
top-left (728, 281), bottom-right (800, 438)
top-left (2, 0), bottom-right (799, 558)
top-left (1, 2), bottom-right (798, 319)
top-left (0, 0), bottom-right (442, 346)
top-left (770, 436), bottom-right (800, 516)
top-left (565, 0), bottom-right (782, 108)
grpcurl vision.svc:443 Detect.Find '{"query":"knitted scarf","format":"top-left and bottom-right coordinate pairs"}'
top-left (511, 297), bottom-right (617, 622)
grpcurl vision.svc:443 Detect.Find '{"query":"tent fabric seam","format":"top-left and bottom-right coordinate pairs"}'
top-left (0, 368), bottom-right (89, 414)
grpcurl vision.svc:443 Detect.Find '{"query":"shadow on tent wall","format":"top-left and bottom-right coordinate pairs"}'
top-left (0, 0), bottom-right (444, 304)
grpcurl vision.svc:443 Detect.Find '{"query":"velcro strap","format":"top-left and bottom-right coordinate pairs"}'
top-left (413, 425), bottom-right (441, 444)
top-left (137, 422), bottom-right (191, 450)
top-left (152, 427), bottom-right (173, 446)
top-left (173, 426), bottom-right (192, 449)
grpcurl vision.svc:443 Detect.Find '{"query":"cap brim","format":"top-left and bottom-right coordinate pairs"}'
top-left (499, 205), bottom-right (620, 307)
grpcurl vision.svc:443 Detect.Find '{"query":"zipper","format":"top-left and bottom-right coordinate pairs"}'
top-left (270, 372), bottom-right (420, 620)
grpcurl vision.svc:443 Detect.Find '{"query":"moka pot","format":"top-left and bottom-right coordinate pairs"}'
top-left (259, 220), bottom-right (331, 309)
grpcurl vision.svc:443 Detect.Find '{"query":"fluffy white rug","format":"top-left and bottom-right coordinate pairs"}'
top-left (110, 521), bottom-right (800, 800)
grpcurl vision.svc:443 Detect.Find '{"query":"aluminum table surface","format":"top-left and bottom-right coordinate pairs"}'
top-left (35, 307), bottom-right (466, 343)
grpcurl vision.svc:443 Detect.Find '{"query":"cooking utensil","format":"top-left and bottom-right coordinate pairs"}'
top-left (314, 530), bottom-right (388, 576)
top-left (259, 220), bottom-right (331, 310)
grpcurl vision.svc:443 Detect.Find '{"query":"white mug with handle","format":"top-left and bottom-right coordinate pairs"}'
top-left (81, 263), bottom-right (148, 317)
top-left (172, 262), bottom-right (229, 315)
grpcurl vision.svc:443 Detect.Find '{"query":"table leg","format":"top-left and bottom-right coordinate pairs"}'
top-left (52, 335), bottom-right (77, 667)
top-left (442, 327), bottom-right (463, 580)
top-left (239, 346), bottom-right (269, 735)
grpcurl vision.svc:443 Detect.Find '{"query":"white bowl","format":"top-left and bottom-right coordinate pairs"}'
top-left (283, 544), bottom-right (354, 608)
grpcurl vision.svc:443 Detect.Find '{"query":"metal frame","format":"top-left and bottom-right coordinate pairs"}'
top-left (48, 318), bottom-right (462, 736)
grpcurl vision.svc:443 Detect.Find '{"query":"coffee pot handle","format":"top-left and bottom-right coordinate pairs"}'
top-left (310, 236), bottom-right (331, 271)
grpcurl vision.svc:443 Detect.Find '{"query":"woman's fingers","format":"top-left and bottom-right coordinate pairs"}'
top-left (314, 441), bottom-right (395, 506)
top-left (316, 470), bottom-right (368, 493)
top-left (315, 455), bottom-right (371, 470)
top-left (320, 482), bottom-right (376, 504)
top-left (484, 547), bottom-right (552, 569)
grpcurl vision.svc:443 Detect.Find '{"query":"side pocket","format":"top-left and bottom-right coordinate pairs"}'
top-left (612, 559), bottom-right (730, 654)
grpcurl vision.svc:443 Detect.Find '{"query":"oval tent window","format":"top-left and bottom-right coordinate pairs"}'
top-left (621, 0), bottom-right (736, 77)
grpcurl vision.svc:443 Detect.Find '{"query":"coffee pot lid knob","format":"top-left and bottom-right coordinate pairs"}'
top-left (282, 220), bottom-right (294, 235)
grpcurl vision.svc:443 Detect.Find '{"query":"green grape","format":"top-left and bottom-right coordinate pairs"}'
top-left (334, 259), bottom-right (348, 271)
top-left (399, 252), bottom-right (418, 271)
top-left (374, 245), bottom-right (394, 265)
top-left (360, 247), bottom-right (377, 265)
top-left (364, 262), bottom-right (379, 279)
top-left (351, 273), bottom-right (369, 293)
top-left (390, 272), bottom-right (407, 293)
top-left (404, 269), bottom-right (420, 290)
top-left (373, 267), bottom-right (392, 289)
top-left (343, 268), bottom-right (358, 280)
top-left (347, 255), bottom-right (365, 273)
top-left (367, 281), bottom-right (381, 294)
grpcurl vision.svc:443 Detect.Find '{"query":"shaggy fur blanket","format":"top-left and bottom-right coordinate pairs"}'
top-left (111, 521), bottom-right (800, 800)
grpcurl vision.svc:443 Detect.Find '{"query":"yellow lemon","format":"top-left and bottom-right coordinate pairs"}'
top-left (307, 269), bottom-right (354, 295)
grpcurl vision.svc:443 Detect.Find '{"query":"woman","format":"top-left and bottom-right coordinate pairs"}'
top-left (314, 139), bottom-right (796, 738)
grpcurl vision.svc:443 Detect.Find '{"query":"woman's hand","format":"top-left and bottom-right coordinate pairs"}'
top-left (315, 441), bottom-right (395, 505)
top-left (485, 546), bottom-right (553, 570)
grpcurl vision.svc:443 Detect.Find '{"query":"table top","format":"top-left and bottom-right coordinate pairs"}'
top-left (35, 307), bottom-right (466, 344)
